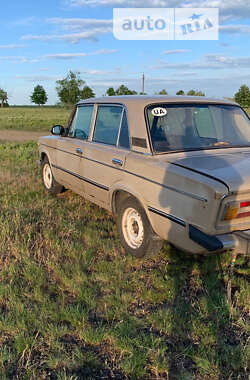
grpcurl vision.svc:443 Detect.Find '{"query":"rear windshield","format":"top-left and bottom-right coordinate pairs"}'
top-left (146, 104), bottom-right (250, 153)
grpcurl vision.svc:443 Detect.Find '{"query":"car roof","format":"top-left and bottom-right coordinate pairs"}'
top-left (77, 95), bottom-right (239, 107)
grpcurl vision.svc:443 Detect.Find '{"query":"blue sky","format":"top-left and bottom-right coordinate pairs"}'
top-left (1, 0), bottom-right (250, 104)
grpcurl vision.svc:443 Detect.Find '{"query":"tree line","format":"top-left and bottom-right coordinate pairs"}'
top-left (1, 71), bottom-right (250, 108)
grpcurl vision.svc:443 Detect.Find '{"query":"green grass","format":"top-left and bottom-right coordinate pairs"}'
top-left (0, 107), bottom-right (71, 132)
top-left (0, 142), bottom-right (249, 379)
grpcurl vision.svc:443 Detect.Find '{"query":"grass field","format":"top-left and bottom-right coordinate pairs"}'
top-left (0, 107), bottom-right (70, 132)
top-left (0, 106), bottom-right (249, 133)
top-left (0, 141), bottom-right (249, 379)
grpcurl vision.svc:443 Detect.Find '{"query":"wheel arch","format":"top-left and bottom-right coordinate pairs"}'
top-left (111, 186), bottom-right (153, 226)
top-left (114, 187), bottom-right (163, 257)
top-left (39, 149), bottom-right (57, 179)
top-left (39, 149), bottom-right (53, 168)
top-left (40, 151), bottom-right (47, 162)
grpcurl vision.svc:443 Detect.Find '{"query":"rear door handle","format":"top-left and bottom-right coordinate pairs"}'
top-left (76, 148), bottom-right (83, 154)
top-left (112, 158), bottom-right (123, 166)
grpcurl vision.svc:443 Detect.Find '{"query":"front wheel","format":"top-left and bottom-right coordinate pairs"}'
top-left (41, 157), bottom-right (63, 195)
top-left (117, 197), bottom-right (162, 258)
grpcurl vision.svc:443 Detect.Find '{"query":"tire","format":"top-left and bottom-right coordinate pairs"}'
top-left (117, 196), bottom-right (163, 258)
top-left (41, 157), bottom-right (63, 195)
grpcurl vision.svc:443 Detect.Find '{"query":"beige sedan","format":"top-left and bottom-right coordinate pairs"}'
top-left (38, 96), bottom-right (250, 257)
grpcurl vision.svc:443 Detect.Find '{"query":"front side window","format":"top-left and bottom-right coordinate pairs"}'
top-left (68, 105), bottom-right (94, 140)
top-left (146, 104), bottom-right (250, 153)
top-left (93, 105), bottom-right (123, 146)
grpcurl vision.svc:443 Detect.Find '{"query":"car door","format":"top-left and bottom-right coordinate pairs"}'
top-left (82, 104), bottom-right (130, 209)
top-left (54, 104), bottom-right (94, 195)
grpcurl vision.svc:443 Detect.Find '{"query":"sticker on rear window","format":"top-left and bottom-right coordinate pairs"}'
top-left (151, 107), bottom-right (167, 117)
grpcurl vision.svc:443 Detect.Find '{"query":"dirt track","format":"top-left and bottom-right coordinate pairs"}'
top-left (0, 130), bottom-right (47, 142)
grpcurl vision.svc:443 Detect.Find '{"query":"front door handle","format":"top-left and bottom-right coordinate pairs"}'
top-left (76, 148), bottom-right (83, 154)
top-left (112, 158), bottom-right (123, 166)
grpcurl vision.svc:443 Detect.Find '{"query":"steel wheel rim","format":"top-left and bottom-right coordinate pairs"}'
top-left (43, 163), bottom-right (53, 189)
top-left (122, 207), bottom-right (144, 249)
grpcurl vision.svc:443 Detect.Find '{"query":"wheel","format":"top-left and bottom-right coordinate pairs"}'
top-left (41, 157), bottom-right (63, 195)
top-left (117, 196), bottom-right (163, 258)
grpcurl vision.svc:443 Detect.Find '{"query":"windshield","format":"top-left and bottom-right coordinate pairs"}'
top-left (146, 104), bottom-right (250, 153)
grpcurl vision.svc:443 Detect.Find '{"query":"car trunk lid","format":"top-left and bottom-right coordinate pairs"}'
top-left (168, 151), bottom-right (250, 194)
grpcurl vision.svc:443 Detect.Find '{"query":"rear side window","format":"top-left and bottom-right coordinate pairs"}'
top-left (93, 105), bottom-right (123, 145)
top-left (119, 112), bottom-right (130, 149)
top-left (68, 105), bottom-right (94, 140)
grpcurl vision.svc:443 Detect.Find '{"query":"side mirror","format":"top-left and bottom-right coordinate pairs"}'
top-left (51, 125), bottom-right (65, 135)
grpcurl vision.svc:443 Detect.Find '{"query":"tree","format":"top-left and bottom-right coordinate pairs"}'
top-left (30, 85), bottom-right (48, 106)
top-left (187, 89), bottom-right (196, 96)
top-left (0, 88), bottom-right (8, 107)
top-left (106, 85), bottom-right (137, 96)
top-left (81, 86), bottom-right (95, 99)
top-left (106, 87), bottom-right (116, 96)
top-left (115, 85), bottom-right (137, 95)
top-left (195, 91), bottom-right (205, 97)
top-left (176, 90), bottom-right (185, 96)
top-left (187, 89), bottom-right (205, 96)
top-left (56, 71), bottom-right (85, 107)
top-left (158, 89), bottom-right (168, 95)
top-left (234, 85), bottom-right (250, 107)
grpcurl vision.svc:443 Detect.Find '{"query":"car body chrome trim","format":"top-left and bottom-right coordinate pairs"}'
top-left (52, 164), bottom-right (109, 191)
top-left (40, 143), bottom-right (207, 203)
top-left (148, 206), bottom-right (186, 227)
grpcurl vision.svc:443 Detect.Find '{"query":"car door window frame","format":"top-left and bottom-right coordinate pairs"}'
top-left (68, 104), bottom-right (95, 141)
top-left (91, 103), bottom-right (131, 150)
top-left (118, 108), bottom-right (131, 149)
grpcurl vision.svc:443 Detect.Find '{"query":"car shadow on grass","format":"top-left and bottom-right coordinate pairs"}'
top-left (161, 246), bottom-right (247, 379)
top-left (157, 140), bottom-right (247, 378)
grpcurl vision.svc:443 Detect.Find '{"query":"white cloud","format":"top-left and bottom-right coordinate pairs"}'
top-left (12, 17), bottom-right (38, 26)
top-left (155, 54), bottom-right (250, 71)
top-left (68, 0), bottom-right (171, 6)
top-left (162, 49), bottom-right (192, 55)
top-left (67, 0), bottom-right (250, 21)
top-left (205, 54), bottom-right (250, 67)
top-left (80, 67), bottom-right (121, 75)
top-left (88, 48), bottom-right (118, 55)
top-left (45, 53), bottom-right (88, 59)
top-left (21, 28), bottom-right (111, 43)
top-left (47, 17), bottom-right (112, 31)
top-left (16, 75), bottom-right (60, 82)
top-left (0, 56), bottom-right (27, 63)
top-left (21, 17), bottom-right (113, 43)
top-left (0, 44), bottom-right (26, 49)
top-left (21, 13), bottom-right (250, 47)
top-left (0, 49), bottom-right (117, 66)
top-left (44, 49), bottom-right (117, 60)
top-left (220, 24), bottom-right (250, 35)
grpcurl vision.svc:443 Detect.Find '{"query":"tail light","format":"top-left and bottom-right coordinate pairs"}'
top-left (223, 201), bottom-right (250, 221)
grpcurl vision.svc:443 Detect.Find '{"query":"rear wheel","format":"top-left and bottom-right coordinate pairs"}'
top-left (117, 196), bottom-right (162, 258)
top-left (41, 157), bottom-right (63, 195)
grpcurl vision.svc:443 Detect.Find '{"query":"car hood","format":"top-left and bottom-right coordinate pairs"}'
top-left (168, 151), bottom-right (250, 193)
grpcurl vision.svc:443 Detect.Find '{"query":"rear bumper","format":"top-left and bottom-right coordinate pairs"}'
top-left (229, 230), bottom-right (250, 255)
top-left (189, 224), bottom-right (250, 255)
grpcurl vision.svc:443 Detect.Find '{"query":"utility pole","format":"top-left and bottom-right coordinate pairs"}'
top-left (142, 73), bottom-right (145, 95)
